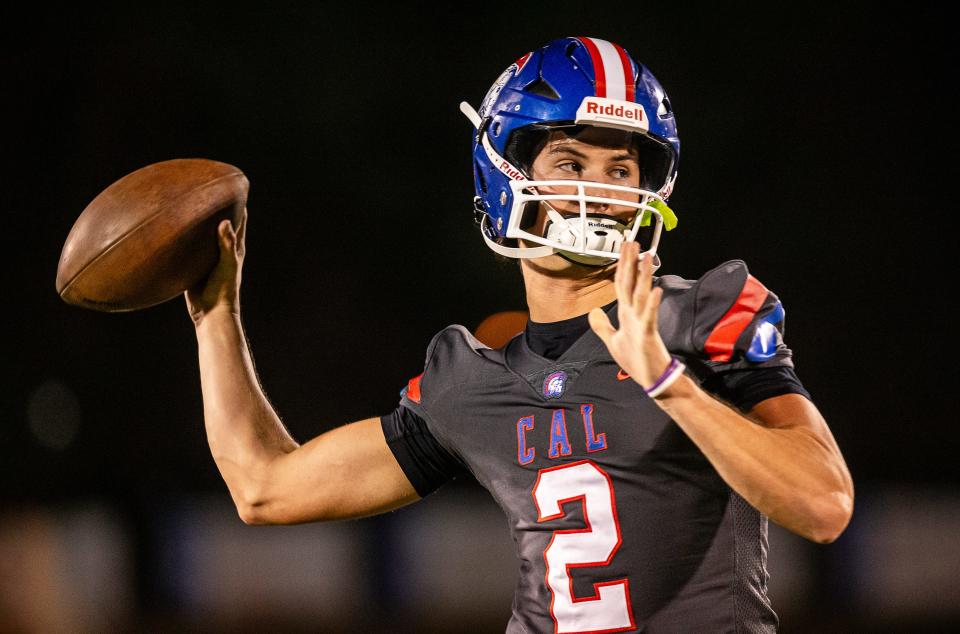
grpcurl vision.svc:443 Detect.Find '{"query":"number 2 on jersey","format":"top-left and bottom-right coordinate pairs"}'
top-left (533, 460), bottom-right (636, 634)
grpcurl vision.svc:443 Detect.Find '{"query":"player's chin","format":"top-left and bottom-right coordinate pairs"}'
top-left (521, 249), bottom-right (617, 279)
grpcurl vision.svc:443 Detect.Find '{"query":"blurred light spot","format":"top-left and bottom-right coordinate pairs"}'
top-left (27, 379), bottom-right (81, 450)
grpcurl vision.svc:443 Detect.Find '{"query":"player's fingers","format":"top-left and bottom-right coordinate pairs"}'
top-left (217, 220), bottom-right (241, 268)
top-left (632, 251), bottom-right (653, 309)
top-left (588, 307), bottom-right (617, 346)
top-left (616, 241), bottom-right (639, 305)
top-left (614, 243), bottom-right (626, 302)
top-left (642, 286), bottom-right (663, 333)
top-left (236, 208), bottom-right (248, 249)
top-left (218, 219), bottom-right (234, 250)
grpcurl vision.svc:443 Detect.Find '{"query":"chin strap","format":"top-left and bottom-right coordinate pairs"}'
top-left (480, 215), bottom-right (556, 259)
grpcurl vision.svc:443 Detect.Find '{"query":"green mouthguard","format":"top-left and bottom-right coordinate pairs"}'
top-left (638, 199), bottom-right (678, 231)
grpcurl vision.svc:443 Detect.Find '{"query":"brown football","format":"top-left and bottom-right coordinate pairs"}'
top-left (475, 310), bottom-right (529, 348)
top-left (56, 159), bottom-right (248, 312)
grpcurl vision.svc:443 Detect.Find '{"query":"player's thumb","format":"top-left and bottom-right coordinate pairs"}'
top-left (218, 219), bottom-right (237, 256)
top-left (588, 308), bottom-right (615, 345)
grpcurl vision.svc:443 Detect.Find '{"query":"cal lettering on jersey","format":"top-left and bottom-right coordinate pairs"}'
top-left (517, 415), bottom-right (535, 465)
top-left (582, 404), bottom-right (608, 452)
top-left (516, 406), bottom-right (610, 465)
top-left (548, 409), bottom-right (573, 459)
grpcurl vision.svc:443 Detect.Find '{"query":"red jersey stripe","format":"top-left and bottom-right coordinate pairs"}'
top-left (703, 275), bottom-right (769, 362)
top-left (406, 373), bottom-right (423, 403)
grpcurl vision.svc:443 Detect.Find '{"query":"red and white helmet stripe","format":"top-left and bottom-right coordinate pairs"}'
top-left (576, 37), bottom-right (636, 102)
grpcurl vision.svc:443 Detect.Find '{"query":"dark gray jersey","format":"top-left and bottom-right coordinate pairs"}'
top-left (392, 261), bottom-right (799, 633)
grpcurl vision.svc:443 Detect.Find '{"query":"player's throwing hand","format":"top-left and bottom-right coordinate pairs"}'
top-left (589, 241), bottom-right (676, 393)
top-left (185, 207), bottom-right (248, 327)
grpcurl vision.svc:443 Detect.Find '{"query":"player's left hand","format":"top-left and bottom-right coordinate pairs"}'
top-left (588, 241), bottom-right (674, 390)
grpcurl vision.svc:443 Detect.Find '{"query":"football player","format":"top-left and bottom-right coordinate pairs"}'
top-left (186, 37), bottom-right (853, 633)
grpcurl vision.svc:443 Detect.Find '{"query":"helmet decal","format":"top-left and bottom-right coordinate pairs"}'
top-left (514, 52), bottom-right (533, 73)
top-left (478, 66), bottom-right (515, 119)
top-left (478, 52), bottom-right (533, 119)
top-left (575, 97), bottom-right (649, 132)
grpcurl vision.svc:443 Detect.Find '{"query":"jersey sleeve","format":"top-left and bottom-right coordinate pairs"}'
top-left (689, 260), bottom-right (794, 372)
top-left (701, 366), bottom-right (812, 412)
top-left (380, 404), bottom-right (467, 497)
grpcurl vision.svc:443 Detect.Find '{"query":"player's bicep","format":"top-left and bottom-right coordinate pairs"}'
top-left (253, 417), bottom-right (420, 525)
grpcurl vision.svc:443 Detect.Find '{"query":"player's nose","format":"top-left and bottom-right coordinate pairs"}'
top-left (583, 176), bottom-right (620, 213)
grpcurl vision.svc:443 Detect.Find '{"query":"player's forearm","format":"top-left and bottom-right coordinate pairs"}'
top-left (655, 375), bottom-right (853, 543)
top-left (194, 308), bottom-right (298, 511)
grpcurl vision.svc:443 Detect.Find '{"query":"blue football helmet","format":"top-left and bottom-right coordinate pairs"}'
top-left (461, 37), bottom-right (680, 266)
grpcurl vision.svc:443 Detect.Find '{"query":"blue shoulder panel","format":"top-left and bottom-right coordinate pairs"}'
top-left (745, 301), bottom-right (785, 362)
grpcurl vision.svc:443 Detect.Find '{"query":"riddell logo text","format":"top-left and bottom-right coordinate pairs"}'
top-left (585, 101), bottom-right (645, 122)
top-left (498, 158), bottom-right (526, 181)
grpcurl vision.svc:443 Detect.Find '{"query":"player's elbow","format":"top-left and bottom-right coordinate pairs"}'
top-left (218, 457), bottom-right (294, 525)
top-left (233, 484), bottom-right (336, 525)
top-left (231, 477), bottom-right (286, 525)
top-left (806, 490), bottom-right (854, 544)
top-left (236, 499), bottom-right (271, 525)
top-left (232, 487), bottom-right (272, 525)
top-left (236, 492), bottom-right (307, 525)
top-left (237, 505), bottom-right (260, 525)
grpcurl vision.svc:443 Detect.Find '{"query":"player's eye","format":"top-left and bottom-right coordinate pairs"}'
top-left (610, 167), bottom-right (632, 179)
top-left (557, 161), bottom-right (582, 174)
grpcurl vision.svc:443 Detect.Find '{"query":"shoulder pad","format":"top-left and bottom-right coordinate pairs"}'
top-left (400, 325), bottom-right (505, 412)
top-left (658, 261), bottom-right (792, 368)
top-left (694, 260), bottom-right (787, 364)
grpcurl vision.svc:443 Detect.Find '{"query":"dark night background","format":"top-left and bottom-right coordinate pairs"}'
top-left (2, 4), bottom-right (956, 632)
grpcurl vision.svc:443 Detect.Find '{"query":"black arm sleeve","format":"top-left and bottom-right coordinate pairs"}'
top-left (700, 365), bottom-right (812, 413)
top-left (380, 404), bottom-right (468, 498)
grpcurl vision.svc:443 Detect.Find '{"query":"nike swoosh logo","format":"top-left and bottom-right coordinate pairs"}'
top-left (617, 369), bottom-right (630, 381)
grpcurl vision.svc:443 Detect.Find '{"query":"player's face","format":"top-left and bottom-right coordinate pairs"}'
top-left (519, 128), bottom-right (642, 273)
top-left (527, 128), bottom-right (642, 237)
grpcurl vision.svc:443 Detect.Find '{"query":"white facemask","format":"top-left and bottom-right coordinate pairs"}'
top-left (480, 179), bottom-right (669, 269)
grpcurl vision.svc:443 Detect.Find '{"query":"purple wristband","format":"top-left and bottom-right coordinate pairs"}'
top-left (645, 358), bottom-right (686, 398)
